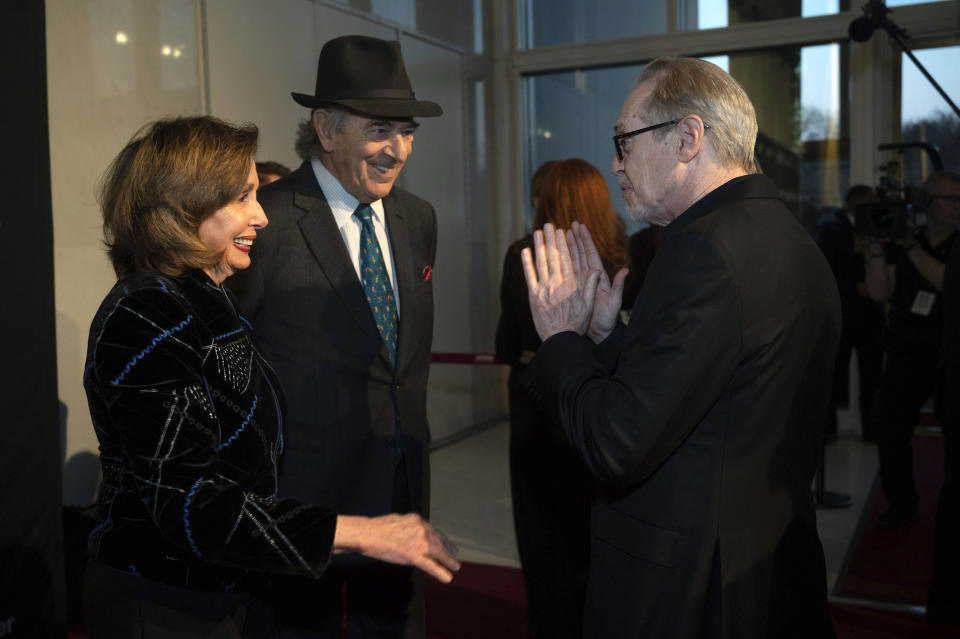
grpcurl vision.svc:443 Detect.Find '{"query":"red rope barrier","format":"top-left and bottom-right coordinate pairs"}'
top-left (430, 353), bottom-right (503, 365)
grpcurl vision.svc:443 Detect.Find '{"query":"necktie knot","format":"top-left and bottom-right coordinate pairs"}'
top-left (354, 203), bottom-right (375, 226)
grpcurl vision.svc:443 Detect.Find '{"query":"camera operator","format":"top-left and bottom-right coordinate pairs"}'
top-left (863, 171), bottom-right (960, 530)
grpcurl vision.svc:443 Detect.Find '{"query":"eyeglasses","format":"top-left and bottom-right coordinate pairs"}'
top-left (612, 119), bottom-right (710, 161)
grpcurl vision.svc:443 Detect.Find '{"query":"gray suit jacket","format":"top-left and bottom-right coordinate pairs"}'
top-left (230, 161), bottom-right (437, 518)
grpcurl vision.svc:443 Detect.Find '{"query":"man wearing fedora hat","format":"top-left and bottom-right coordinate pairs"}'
top-left (231, 35), bottom-right (444, 638)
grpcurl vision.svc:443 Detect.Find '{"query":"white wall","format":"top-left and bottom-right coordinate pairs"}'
top-left (397, 34), bottom-right (474, 440)
top-left (46, 0), bottom-right (204, 505)
top-left (48, 0), bottom-right (483, 503)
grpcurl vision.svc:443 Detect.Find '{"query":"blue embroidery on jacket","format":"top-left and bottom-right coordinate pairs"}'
top-left (110, 316), bottom-right (193, 385)
top-left (219, 395), bottom-right (258, 451)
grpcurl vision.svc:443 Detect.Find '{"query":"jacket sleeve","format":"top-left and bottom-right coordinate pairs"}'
top-left (527, 231), bottom-right (741, 487)
top-left (87, 284), bottom-right (335, 577)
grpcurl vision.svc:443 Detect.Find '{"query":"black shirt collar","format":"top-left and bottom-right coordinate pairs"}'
top-left (661, 174), bottom-right (782, 241)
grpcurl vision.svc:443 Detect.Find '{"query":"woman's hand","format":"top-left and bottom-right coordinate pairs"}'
top-left (333, 513), bottom-right (461, 583)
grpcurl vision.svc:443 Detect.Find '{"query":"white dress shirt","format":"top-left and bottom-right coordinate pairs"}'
top-left (311, 157), bottom-right (400, 314)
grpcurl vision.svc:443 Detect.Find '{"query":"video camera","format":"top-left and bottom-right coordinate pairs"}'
top-left (854, 141), bottom-right (943, 239)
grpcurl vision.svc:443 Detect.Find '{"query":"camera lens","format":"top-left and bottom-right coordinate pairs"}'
top-left (872, 206), bottom-right (896, 228)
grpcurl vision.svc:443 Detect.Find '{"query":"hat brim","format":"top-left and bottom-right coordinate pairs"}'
top-left (291, 92), bottom-right (442, 118)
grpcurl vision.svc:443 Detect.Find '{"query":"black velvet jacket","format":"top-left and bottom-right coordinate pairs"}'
top-left (84, 270), bottom-right (336, 591)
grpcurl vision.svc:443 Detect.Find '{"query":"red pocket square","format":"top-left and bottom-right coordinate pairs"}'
top-left (422, 265), bottom-right (432, 281)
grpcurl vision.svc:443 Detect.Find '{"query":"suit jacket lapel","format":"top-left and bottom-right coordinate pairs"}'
top-left (385, 196), bottom-right (417, 375)
top-left (290, 166), bottom-right (385, 355)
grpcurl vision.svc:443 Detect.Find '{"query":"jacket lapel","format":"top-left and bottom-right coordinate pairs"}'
top-left (384, 197), bottom-right (417, 375)
top-left (290, 165), bottom-right (385, 356)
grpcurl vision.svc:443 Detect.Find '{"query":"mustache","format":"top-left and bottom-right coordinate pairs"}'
top-left (371, 155), bottom-right (401, 169)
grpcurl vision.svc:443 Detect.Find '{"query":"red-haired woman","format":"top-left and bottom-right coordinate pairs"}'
top-left (495, 158), bottom-right (629, 639)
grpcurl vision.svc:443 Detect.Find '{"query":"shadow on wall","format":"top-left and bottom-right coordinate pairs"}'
top-left (59, 401), bottom-right (99, 628)
top-left (59, 400), bottom-right (100, 507)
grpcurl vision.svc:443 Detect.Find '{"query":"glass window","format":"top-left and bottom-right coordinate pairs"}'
top-left (887, 0), bottom-right (949, 6)
top-left (523, 64), bottom-right (643, 230)
top-left (329, 0), bottom-right (482, 53)
top-left (692, 0), bottom-right (846, 30)
top-left (899, 45), bottom-right (960, 186)
top-left (690, 0), bottom-right (950, 31)
top-left (522, 43), bottom-right (849, 234)
top-left (519, 0), bottom-right (667, 49)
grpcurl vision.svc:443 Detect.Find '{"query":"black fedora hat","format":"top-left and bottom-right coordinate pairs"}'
top-left (292, 35), bottom-right (442, 118)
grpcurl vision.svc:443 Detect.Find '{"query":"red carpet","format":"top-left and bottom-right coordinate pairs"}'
top-left (426, 562), bottom-right (527, 639)
top-left (426, 562), bottom-right (960, 638)
top-left (833, 432), bottom-right (944, 605)
top-left (66, 559), bottom-right (957, 637)
top-left (830, 604), bottom-right (960, 639)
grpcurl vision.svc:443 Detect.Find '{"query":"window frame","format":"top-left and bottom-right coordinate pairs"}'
top-left (491, 0), bottom-right (960, 249)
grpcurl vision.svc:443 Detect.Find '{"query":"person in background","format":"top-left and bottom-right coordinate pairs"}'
top-left (83, 116), bottom-right (458, 639)
top-left (817, 185), bottom-right (884, 443)
top-left (521, 57), bottom-right (839, 638)
top-left (256, 160), bottom-right (291, 186)
top-left (931, 183), bottom-right (960, 623)
top-left (495, 158), bottom-right (628, 639)
top-left (229, 35), bottom-right (443, 638)
top-left (864, 171), bottom-right (960, 530)
top-left (528, 160), bottom-right (556, 213)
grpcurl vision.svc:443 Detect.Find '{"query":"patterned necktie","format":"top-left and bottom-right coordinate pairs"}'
top-left (354, 204), bottom-right (398, 367)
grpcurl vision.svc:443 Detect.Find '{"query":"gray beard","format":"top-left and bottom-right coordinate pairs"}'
top-left (626, 201), bottom-right (671, 227)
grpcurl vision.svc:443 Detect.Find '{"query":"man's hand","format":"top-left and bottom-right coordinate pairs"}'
top-left (521, 223), bottom-right (601, 341)
top-left (900, 220), bottom-right (919, 251)
top-left (570, 222), bottom-right (629, 343)
top-left (333, 513), bottom-right (461, 583)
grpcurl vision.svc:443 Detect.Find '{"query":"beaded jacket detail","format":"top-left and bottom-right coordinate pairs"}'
top-left (84, 270), bottom-right (336, 588)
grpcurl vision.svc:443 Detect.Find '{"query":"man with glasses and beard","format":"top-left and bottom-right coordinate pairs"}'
top-left (521, 57), bottom-right (840, 638)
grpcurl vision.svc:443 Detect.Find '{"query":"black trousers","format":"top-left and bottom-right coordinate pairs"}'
top-left (876, 347), bottom-right (941, 515)
top-left (273, 455), bottom-right (424, 639)
top-left (929, 361), bottom-right (960, 618)
top-left (508, 369), bottom-right (591, 639)
top-left (826, 318), bottom-right (883, 439)
top-left (83, 560), bottom-right (272, 639)
top-left (273, 565), bottom-right (423, 639)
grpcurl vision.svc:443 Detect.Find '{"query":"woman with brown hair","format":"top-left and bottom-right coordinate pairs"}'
top-left (83, 116), bottom-right (458, 638)
top-left (495, 158), bottom-right (628, 639)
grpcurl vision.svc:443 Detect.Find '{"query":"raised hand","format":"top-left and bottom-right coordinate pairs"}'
top-left (570, 221), bottom-right (629, 343)
top-left (521, 223), bottom-right (601, 341)
top-left (333, 513), bottom-right (462, 583)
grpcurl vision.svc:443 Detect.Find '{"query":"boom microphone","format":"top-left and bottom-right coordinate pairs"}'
top-left (848, 16), bottom-right (877, 42)
top-left (848, 0), bottom-right (891, 43)
top-left (847, 0), bottom-right (960, 120)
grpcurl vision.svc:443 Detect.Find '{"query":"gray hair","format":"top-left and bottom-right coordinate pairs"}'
top-left (293, 107), bottom-right (350, 161)
top-left (636, 58), bottom-right (761, 174)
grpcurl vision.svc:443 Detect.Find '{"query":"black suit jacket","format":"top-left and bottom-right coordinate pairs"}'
top-left (528, 175), bottom-right (840, 639)
top-left (230, 162), bottom-right (437, 519)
